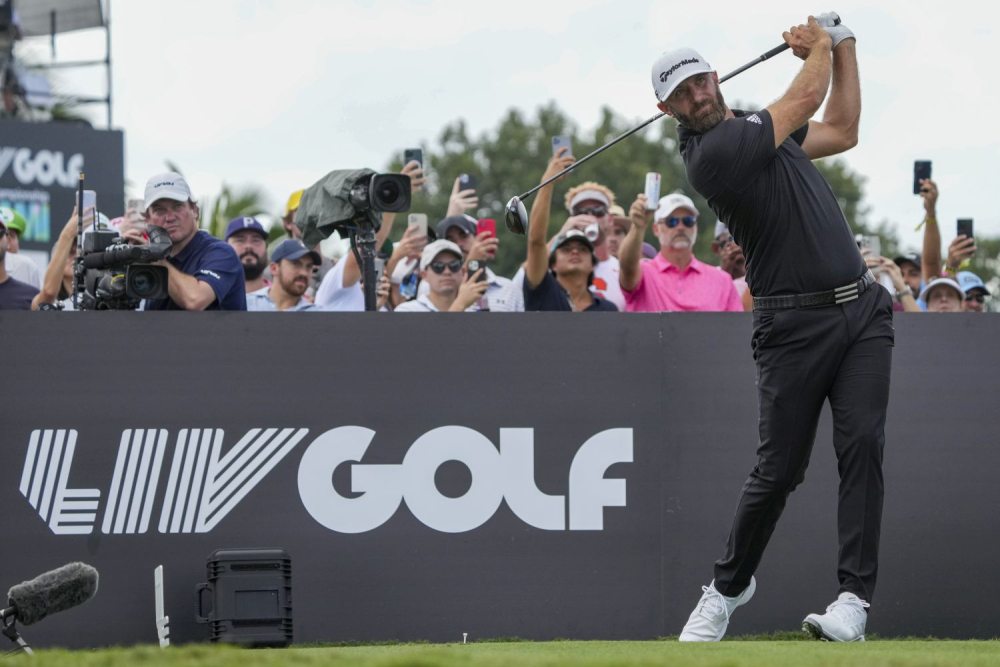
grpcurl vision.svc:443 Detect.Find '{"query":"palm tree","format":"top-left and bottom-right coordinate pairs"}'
top-left (164, 161), bottom-right (271, 239)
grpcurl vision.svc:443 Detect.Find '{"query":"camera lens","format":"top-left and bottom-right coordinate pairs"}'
top-left (127, 265), bottom-right (167, 300)
top-left (367, 174), bottom-right (411, 212)
top-left (375, 181), bottom-right (401, 206)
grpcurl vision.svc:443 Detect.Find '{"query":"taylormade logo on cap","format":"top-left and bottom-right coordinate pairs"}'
top-left (651, 48), bottom-right (714, 103)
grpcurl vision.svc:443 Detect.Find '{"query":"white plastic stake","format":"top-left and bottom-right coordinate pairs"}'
top-left (463, 633), bottom-right (468, 644)
top-left (154, 565), bottom-right (170, 648)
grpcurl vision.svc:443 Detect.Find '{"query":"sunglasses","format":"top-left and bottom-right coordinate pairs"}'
top-left (572, 205), bottom-right (608, 218)
top-left (966, 294), bottom-right (986, 304)
top-left (663, 216), bottom-right (697, 229)
top-left (429, 260), bottom-right (463, 275)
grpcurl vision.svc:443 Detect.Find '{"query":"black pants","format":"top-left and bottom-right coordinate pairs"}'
top-left (714, 284), bottom-right (894, 603)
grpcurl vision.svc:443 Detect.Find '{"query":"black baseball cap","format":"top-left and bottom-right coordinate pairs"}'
top-left (893, 253), bottom-right (921, 270)
top-left (436, 215), bottom-right (477, 239)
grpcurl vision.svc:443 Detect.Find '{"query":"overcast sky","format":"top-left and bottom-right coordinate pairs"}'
top-left (20, 0), bottom-right (1000, 252)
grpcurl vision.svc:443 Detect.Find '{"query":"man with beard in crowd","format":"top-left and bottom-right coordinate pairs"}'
top-left (247, 240), bottom-right (321, 312)
top-left (651, 15), bottom-right (892, 643)
top-left (226, 216), bottom-right (270, 294)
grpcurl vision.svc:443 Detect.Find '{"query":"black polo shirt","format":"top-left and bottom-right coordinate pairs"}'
top-left (144, 231), bottom-right (246, 311)
top-left (524, 272), bottom-right (618, 312)
top-left (677, 109), bottom-right (865, 297)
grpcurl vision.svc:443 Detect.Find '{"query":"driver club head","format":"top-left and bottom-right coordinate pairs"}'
top-left (504, 196), bottom-right (528, 235)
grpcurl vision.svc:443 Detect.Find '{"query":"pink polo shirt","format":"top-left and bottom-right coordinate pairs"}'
top-left (623, 255), bottom-right (743, 312)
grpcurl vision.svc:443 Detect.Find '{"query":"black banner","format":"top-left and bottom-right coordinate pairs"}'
top-left (0, 313), bottom-right (997, 647)
top-left (0, 120), bottom-right (125, 252)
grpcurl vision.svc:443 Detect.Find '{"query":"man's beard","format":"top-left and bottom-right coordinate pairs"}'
top-left (241, 252), bottom-right (266, 280)
top-left (279, 273), bottom-right (309, 298)
top-left (671, 88), bottom-right (727, 133)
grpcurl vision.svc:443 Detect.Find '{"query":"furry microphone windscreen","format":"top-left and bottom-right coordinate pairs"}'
top-left (6, 562), bottom-right (99, 626)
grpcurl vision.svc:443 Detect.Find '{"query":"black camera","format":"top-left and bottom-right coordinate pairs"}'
top-left (349, 173), bottom-right (411, 214)
top-left (76, 226), bottom-right (172, 310)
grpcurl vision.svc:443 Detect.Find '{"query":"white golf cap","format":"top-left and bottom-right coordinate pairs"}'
top-left (919, 277), bottom-right (964, 303)
top-left (651, 47), bottom-right (714, 103)
top-left (568, 189), bottom-right (611, 211)
top-left (420, 239), bottom-right (464, 271)
top-left (144, 172), bottom-right (193, 211)
top-left (655, 193), bottom-right (698, 222)
top-left (714, 221), bottom-right (730, 238)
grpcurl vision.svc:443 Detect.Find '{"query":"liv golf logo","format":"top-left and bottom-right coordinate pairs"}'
top-left (19, 427), bottom-right (633, 536)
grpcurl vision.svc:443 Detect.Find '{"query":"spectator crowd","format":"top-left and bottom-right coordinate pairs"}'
top-left (0, 154), bottom-right (989, 314)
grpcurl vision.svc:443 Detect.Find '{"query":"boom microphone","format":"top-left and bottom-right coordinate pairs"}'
top-left (2, 563), bottom-right (99, 626)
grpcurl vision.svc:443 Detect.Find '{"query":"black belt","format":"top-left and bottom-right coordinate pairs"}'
top-left (753, 271), bottom-right (876, 311)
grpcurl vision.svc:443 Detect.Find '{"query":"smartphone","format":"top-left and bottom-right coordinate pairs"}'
top-left (374, 258), bottom-right (386, 284)
top-left (404, 148), bottom-right (423, 169)
top-left (913, 160), bottom-right (932, 195)
top-left (957, 218), bottom-right (974, 240)
top-left (408, 213), bottom-right (428, 237)
top-left (82, 189), bottom-right (97, 218)
top-left (552, 135), bottom-right (573, 157)
top-left (477, 219), bottom-right (496, 239)
top-left (644, 173), bottom-right (661, 211)
top-left (467, 259), bottom-right (488, 283)
top-left (458, 173), bottom-right (477, 192)
top-left (126, 198), bottom-right (144, 213)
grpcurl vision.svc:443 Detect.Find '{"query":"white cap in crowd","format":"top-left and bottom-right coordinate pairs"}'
top-left (420, 239), bottom-right (464, 271)
top-left (144, 172), bottom-right (194, 211)
top-left (651, 47), bottom-right (714, 102)
top-left (568, 189), bottom-right (611, 211)
top-left (655, 193), bottom-right (698, 222)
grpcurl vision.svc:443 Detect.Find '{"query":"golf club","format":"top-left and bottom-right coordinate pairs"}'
top-left (504, 22), bottom-right (839, 235)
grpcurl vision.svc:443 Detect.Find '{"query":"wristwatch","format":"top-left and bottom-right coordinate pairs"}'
top-left (895, 286), bottom-right (913, 301)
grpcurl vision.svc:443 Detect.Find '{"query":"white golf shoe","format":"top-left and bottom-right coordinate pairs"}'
top-left (803, 592), bottom-right (870, 642)
top-left (678, 577), bottom-right (756, 642)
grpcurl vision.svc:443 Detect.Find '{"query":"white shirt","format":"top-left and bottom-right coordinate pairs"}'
top-left (4, 253), bottom-right (41, 289)
top-left (592, 256), bottom-right (626, 311)
top-left (417, 267), bottom-right (524, 312)
top-left (395, 294), bottom-right (478, 313)
top-left (246, 286), bottom-right (318, 312)
top-left (314, 258), bottom-right (364, 312)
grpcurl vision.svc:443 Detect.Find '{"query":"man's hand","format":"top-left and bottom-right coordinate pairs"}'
top-left (446, 176), bottom-right (479, 217)
top-left (451, 270), bottom-right (489, 311)
top-left (876, 256), bottom-right (908, 292)
top-left (947, 235), bottom-right (976, 271)
top-left (376, 273), bottom-right (392, 311)
top-left (467, 231), bottom-right (499, 261)
top-left (542, 147), bottom-right (576, 185)
top-left (783, 16), bottom-right (833, 60)
top-left (402, 161), bottom-right (427, 194)
top-left (559, 214), bottom-right (598, 236)
top-left (629, 195), bottom-right (654, 231)
top-left (918, 178), bottom-right (938, 217)
top-left (720, 240), bottom-right (745, 276)
top-left (814, 11), bottom-right (855, 49)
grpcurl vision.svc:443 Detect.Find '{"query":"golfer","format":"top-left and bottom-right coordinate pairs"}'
top-left (636, 14), bottom-right (893, 642)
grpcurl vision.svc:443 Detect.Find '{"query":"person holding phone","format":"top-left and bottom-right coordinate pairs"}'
top-left (916, 179), bottom-right (977, 298)
top-left (393, 240), bottom-right (487, 312)
top-left (522, 152), bottom-right (618, 312)
top-left (653, 16), bottom-right (891, 643)
top-left (427, 214), bottom-right (522, 312)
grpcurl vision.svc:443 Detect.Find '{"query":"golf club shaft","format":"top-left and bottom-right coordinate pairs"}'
top-left (516, 41), bottom-right (791, 202)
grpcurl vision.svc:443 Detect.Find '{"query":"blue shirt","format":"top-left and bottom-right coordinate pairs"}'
top-left (144, 231), bottom-right (246, 311)
top-left (246, 286), bottom-right (318, 312)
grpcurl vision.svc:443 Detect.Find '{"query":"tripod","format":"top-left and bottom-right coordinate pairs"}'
top-left (1, 616), bottom-right (33, 656)
top-left (346, 217), bottom-right (379, 312)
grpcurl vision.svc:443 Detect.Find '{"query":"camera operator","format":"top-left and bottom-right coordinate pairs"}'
top-left (127, 173), bottom-right (246, 311)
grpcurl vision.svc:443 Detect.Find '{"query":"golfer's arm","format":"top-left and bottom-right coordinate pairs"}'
top-left (525, 184), bottom-right (553, 289)
top-left (767, 46), bottom-right (831, 149)
top-left (618, 224), bottom-right (645, 292)
top-left (802, 41), bottom-right (860, 159)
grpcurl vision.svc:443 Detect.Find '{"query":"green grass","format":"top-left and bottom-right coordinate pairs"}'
top-left (27, 639), bottom-right (1000, 667)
